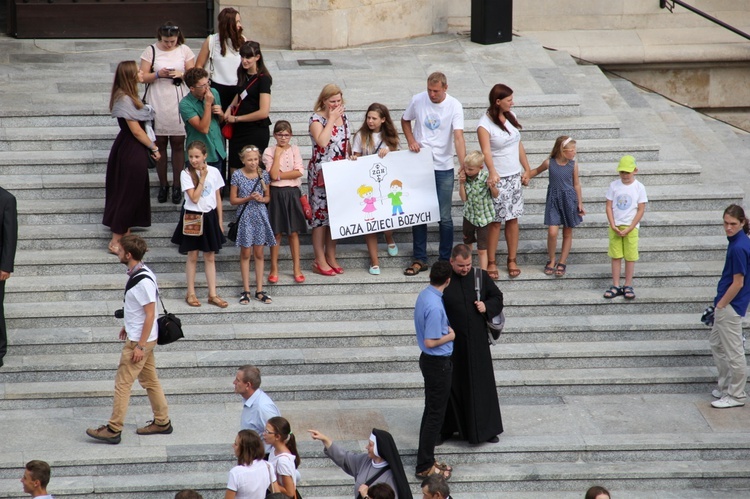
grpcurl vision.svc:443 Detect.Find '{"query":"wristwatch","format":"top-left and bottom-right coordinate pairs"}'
top-left (135, 345), bottom-right (145, 351)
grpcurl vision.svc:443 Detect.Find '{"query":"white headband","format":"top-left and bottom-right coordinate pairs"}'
top-left (562, 137), bottom-right (574, 148)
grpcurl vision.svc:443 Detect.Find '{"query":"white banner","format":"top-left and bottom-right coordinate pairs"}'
top-left (322, 147), bottom-right (440, 240)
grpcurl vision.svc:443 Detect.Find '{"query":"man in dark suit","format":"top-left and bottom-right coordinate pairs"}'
top-left (0, 187), bottom-right (18, 368)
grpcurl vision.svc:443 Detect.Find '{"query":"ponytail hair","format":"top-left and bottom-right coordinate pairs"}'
top-left (268, 416), bottom-right (300, 468)
top-left (724, 204), bottom-right (750, 235)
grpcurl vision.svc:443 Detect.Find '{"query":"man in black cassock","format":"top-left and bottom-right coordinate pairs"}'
top-left (441, 244), bottom-right (503, 444)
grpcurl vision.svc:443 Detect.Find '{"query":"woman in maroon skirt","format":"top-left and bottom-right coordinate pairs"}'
top-left (103, 61), bottom-right (160, 254)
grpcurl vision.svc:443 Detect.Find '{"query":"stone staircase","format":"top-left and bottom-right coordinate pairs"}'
top-left (0, 33), bottom-right (750, 498)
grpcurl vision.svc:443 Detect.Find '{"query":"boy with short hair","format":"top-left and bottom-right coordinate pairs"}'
top-left (458, 150), bottom-right (498, 269)
top-left (604, 155), bottom-right (648, 300)
top-left (22, 460), bottom-right (53, 498)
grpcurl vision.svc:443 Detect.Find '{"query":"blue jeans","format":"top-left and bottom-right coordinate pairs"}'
top-left (412, 169), bottom-right (454, 262)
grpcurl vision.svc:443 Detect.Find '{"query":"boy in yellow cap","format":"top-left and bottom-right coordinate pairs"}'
top-left (603, 155), bottom-right (648, 299)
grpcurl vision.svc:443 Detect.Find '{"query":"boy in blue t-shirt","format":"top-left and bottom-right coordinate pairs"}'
top-left (710, 204), bottom-right (750, 409)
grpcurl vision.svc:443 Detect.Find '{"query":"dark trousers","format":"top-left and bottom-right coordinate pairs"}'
top-left (416, 352), bottom-right (453, 472)
top-left (0, 280), bottom-right (6, 360)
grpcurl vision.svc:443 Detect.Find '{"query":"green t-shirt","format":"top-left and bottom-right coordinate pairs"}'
top-left (179, 89), bottom-right (227, 163)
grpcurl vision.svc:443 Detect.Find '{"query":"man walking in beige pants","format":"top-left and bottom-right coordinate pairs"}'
top-left (86, 235), bottom-right (172, 443)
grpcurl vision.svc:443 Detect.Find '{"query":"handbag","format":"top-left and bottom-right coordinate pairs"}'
top-left (125, 270), bottom-right (185, 346)
top-left (265, 461), bottom-right (285, 498)
top-left (142, 44), bottom-right (156, 104)
top-left (299, 194), bottom-right (312, 222)
top-left (227, 177), bottom-right (261, 241)
top-left (474, 267), bottom-right (505, 345)
top-left (183, 211), bottom-right (204, 236)
top-left (222, 74), bottom-right (263, 140)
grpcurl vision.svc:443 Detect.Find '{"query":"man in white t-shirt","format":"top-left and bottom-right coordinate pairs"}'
top-left (86, 235), bottom-right (172, 444)
top-left (402, 72), bottom-right (466, 274)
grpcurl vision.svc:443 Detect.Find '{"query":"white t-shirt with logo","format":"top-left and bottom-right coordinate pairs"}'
top-left (477, 112), bottom-right (522, 178)
top-left (181, 165), bottom-right (225, 213)
top-left (403, 91), bottom-right (464, 171)
top-left (606, 178), bottom-right (648, 227)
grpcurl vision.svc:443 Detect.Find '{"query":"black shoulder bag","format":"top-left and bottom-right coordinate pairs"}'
top-left (355, 465), bottom-right (391, 499)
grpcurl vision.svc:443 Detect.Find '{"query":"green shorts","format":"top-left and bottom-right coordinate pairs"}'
top-left (608, 226), bottom-right (639, 261)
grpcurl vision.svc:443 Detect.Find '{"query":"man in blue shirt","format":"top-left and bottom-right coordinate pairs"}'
top-left (710, 204), bottom-right (750, 409)
top-left (414, 260), bottom-right (455, 479)
top-left (233, 364), bottom-right (281, 454)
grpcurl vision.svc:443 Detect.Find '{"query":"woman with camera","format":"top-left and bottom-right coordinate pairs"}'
top-left (140, 22), bottom-right (195, 205)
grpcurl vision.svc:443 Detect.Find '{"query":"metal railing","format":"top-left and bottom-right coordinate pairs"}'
top-left (660, 0), bottom-right (750, 41)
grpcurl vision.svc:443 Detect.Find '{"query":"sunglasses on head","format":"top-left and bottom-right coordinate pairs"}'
top-left (159, 25), bottom-right (180, 35)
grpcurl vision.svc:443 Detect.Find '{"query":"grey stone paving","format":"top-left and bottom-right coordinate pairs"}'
top-left (1, 30), bottom-right (750, 497)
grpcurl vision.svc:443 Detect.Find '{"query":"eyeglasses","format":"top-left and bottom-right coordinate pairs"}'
top-left (262, 429), bottom-right (277, 435)
top-left (274, 133), bottom-right (291, 138)
top-left (193, 83), bottom-right (210, 89)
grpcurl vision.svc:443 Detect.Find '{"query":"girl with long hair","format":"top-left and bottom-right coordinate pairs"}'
top-left (352, 103), bottom-right (400, 274)
top-left (102, 61), bottom-right (159, 254)
top-left (170, 141), bottom-right (228, 308)
top-left (196, 7), bottom-right (246, 112)
top-left (225, 41), bottom-right (273, 178)
top-left (139, 22), bottom-right (195, 205)
top-left (263, 417), bottom-right (300, 498)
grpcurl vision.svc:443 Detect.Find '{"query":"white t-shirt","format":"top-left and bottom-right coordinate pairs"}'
top-left (124, 265), bottom-right (158, 343)
top-left (269, 449), bottom-right (298, 486)
top-left (352, 131), bottom-right (388, 156)
top-left (181, 166), bottom-right (225, 213)
top-left (207, 33), bottom-right (241, 86)
top-left (477, 113), bottom-right (522, 177)
top-left (402, 91), bottom-right (464, 171)
top-left (226, 460), bottom-right (276, 499)
top-left (606, 178), bottom-right (648, 227)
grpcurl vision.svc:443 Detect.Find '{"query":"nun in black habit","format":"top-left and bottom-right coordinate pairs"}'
top-left (308, 427), bottom-right (413, 499)
top-left (441, 244), bottom-right (504, 444)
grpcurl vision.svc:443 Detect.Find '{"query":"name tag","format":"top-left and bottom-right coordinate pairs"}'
top-left (240, 90), bottom-right (248, 101)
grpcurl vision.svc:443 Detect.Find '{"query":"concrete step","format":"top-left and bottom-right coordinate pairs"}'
top-left (0, 338), bottom-right (722, 383)
top-left (0, 363), bottom-right (725, 410)
top-left (0, 114), bottom-right (621, 153)
top-left (6, 311), bottom-right (718, 357)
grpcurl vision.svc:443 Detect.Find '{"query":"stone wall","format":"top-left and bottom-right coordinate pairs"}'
top-left (216, 0), bottom-right (750, 49)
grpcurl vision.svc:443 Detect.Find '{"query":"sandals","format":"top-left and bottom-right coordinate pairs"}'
top-left (507, 257), bottom-right (521, 278)
top-left (185, 293), bottom-right (201, 307)
top-left (108, 242), bottom-right (119, 255)
top-left (487, 260), bottom-right (500, 280)
top-left (603, 286), bottom-right (623, 299)
top-left (434, 461), bottom-right (453, 480)
top-left (254, 290), bottom-right (272, 304)
top-left (239, 291), bottom-right (251, 305)
top-left (415, 462), bottom-right (452, 481)
top-left (623, 286), bottom-right (636, 300)
top-left (543, 261), bottom-right (555, 275)
top-left (208, 295), bottom-right (228, 308)
top-left (404, 261), bottom-right (428, 276)
top-left (555, 263), bottom-right (567, 277)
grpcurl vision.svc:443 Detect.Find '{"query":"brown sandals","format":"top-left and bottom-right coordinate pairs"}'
top-left (185, 293), bottom-right (201, 307)
top-left (507, 257), bottom-right (521, 278)
top-left (208, 295), bottom-right (228, 308)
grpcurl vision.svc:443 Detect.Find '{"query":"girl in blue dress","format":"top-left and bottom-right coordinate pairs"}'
top-left (230, 145), bottom-right (277, 304)
top-left (529, 135), bottom-right (584, 277)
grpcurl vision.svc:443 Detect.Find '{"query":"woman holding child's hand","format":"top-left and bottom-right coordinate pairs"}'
top-left (478, 83), bottom-right (531, 280)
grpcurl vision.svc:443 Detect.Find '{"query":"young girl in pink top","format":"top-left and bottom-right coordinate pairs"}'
top-left (263, 120), bottom-right (307, 283)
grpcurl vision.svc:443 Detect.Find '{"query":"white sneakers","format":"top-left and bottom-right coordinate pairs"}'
top-left (711, 395), bottom-right (745, 409)
top-left (711, 389), bottom-right (723, 399)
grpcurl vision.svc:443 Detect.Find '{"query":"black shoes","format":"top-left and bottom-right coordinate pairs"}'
top-left (171, 186), bottom-right (182, 204)
top-left (157, 185), bottom-right (169, 204)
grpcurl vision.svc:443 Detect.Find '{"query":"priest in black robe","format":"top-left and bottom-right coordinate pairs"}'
top-left (441, 244), bottom-right (504, 444)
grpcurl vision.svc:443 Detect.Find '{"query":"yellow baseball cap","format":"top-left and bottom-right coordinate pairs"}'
top-left (617, 155), bottom-right (637, 173)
